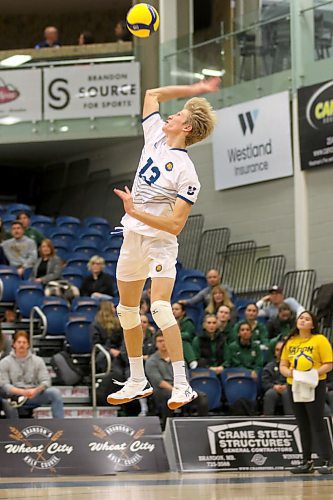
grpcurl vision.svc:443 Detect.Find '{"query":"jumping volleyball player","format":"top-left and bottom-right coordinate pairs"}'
top-left (107, 77), bottom-right (220, 410)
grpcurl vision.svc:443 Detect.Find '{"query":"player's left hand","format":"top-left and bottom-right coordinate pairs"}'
top-left (114, 186), bottom-right (135, 215)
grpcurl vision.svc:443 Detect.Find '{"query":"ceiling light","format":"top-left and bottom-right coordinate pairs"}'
top-left (202, 68), bottom-right (226, 77)
top-left (0, 55), bottom-right (32, 67)
top-left (59, 126), bottom-right (69, 132)
top-left (0, 116), bottom-right (22, 125)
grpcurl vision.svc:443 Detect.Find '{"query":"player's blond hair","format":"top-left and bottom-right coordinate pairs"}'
top-left (183, 97), bottom-right (217, 146)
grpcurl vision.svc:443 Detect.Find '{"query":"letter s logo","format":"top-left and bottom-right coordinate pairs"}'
top-left (48, 78), bottom-right (70, 110)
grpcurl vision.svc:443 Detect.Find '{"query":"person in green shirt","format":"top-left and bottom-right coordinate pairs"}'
top-left (216, 305), bottom-right (235, 344)
top-left (172, 302), bottom-right (198, 369)
top-left (192, 314), bottom-right (227, 376)
top-left (17, 211), bottom-right (44, 248)
top-left (224, 321), bottom-right (263, 379)
top-left (233, 303), bottom-right (269, 347)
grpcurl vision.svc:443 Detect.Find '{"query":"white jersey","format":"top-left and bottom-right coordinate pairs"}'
top-left (121, 112), bottom-right (201, 238)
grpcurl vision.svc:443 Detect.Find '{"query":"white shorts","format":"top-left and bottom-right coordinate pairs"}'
top-left (116, 230), bottom-right (178, 282)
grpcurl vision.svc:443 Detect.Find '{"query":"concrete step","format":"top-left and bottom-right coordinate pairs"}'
top-left (33, 406), bottom-right (119, 419)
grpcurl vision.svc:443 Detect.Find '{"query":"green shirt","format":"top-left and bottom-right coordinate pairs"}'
top-left (25, 227), bottom-right (44, 247)
top-left (232, 320), bottom-right (269, 346)
top-left (224, 338), bottom-right (263, 373)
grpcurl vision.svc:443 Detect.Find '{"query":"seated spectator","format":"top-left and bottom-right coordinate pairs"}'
top-left (114, 20), bottom-right (132, 42)
top-left (78, 30), bottom-right (95, 45)
top-left (29, 239), bottom-right (62, 285)
top-left (262, 341), bottom-right (293, 415)
top-left (146, 332), bottom-right (208, 428)
top-left (0, 331), bottom-right (64, 418)
top-left (0, 217), bottom-right (10, 242)
top-left (233, 303), bottom-right (269, 347)
top-left (172, 302), bottom-right (198, 369)
top-left (80, 255), bottom-right (115, 300)
top-left (141, 279), bottom-right (151, 312)
top-left (17, 211), bottom-right (44, 248)
top-left (90, 301), bottom-right (124, 376)
top-left (216, 305), bottom-right (235, 344)
top-left (267, 302), bottom-right (295, 339)
top-left (139, 314), bottom-right (156, 359)
top-left (224, 321), bottom-right (263, 379)
top-left (192, 314), bottom-right (226, 375)
top-left (256, 285), bottom-right (305, 320)
top-left (35, 26), bottom-right (61, 49)
top-left (205, 285), bottom-right (235, 320)
top-left (180, 268), bottom-right (233, 309)
top-left (2, 220), bottom-right (37, 277)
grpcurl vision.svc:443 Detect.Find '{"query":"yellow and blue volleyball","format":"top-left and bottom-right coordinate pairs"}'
top-left (126, 3), bottom-right (160, 38)
top-left (293, 352), bottom-right (314, 371)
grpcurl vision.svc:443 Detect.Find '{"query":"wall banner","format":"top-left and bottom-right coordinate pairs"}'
top-left (0, 417), bottom-right (168, 476)
top-left (0, 69), bottom-right (42, 121)
top-left (212, 91), bottom-right (293, 190)
top-left (43, 62), bottom-right (140, 120)
top-left (165, 416), bottom-right (333, 472)
top-left (298, 80), bottom-right (333, 170)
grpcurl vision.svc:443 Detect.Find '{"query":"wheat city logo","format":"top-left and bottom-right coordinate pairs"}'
top-left (90, 424), bottom-right (155, 468)
top-left (238, 110), bottom-right (259, 135)
top-left (5, 425), bottom-right (73, 471)
top-left (0, 78), bottom-right (20, 104)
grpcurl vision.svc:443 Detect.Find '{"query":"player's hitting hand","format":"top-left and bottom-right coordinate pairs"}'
top-left (114, 186), bottom-right (135, 215)
top-left (197, 76), bottom-right (221, 94)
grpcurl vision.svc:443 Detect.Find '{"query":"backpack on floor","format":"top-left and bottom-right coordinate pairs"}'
top-left (51, 351), bottom-right (83, 385)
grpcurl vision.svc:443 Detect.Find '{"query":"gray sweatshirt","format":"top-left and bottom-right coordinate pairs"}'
top-left (0, 350), bottom-right (51, 394)
top-left (2, 236), bottom-right (37, 269)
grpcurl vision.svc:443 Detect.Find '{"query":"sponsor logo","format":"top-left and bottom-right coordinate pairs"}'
top-left (155, 264), bottom-right (162, 272)
top-left (0, 78), bottom-right (20, 104)
top-left (306, 80), bottom-right (333, 129)
top-left (165, 162), bottom-right (173, 171)
top-left (90, 424), bottom-right (155, 468)
top-left (6, 425), bottom-right (72, 471)
top-left (238, 110), bottom-right (259, 135)
top-left (251, 453), bottom-right (267, 466)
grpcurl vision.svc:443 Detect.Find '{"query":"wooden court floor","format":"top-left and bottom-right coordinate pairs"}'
top-left (1, 471), bottom-right (333, 499)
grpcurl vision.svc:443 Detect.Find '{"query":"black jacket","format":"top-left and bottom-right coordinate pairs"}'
top-left (262, 359), bottom-right (287, 392)
top-left (80, 271), bottom-right (115, 297)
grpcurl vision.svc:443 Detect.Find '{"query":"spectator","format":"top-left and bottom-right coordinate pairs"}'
top-left (138, 314), bottom-right (156, 359)
top-left (224, 321), bottom-right (263, 379)
top-left (256, 285), bottom-right (305, 320)
top-left (233, 303), bottom-right (269, 347)
top-left (78, 31), bottom-right (95, 45)
top-left (2, 220), bottom-right (37, 277)
top-left (146, 331), bottom-right (208, 428)
top-left (90, 301), bottom-right (123, 376)
top-left (80, 255), bottom-right (115, 299)
top-left (262, 341), bottom-right (293, 415)
top-left (267, 302), bottom-right (295, 339)
top-left (141, 279), bottom-right (151, 312)
top-left (0, 217), bottom-right (10, 242)
top-left (29, 239), bottom-right (62, 285)
top-left (172, 302), bottom-right (198, 369)
top-left (0, 327), bottom-right (11, 360)
top-left (35, 26), bottom-right (61, 49)
top-left (0, 331), bottom-right (64, 418)
top-left (180, 268), bottom-right (233, 308)
top-left (17, 211), bottom-right (44, 248)
top-left (205, 285), bottom-right (235, 319)
top-left (192, 314), bottom-right (226, 375)
top-left (216, 305), bottom-right (235, 344)
top-left (0, 244), bottom-right (9, 265)
top-left (114, 20), bottom-right (132, 42)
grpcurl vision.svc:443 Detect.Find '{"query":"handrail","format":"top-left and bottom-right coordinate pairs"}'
top-left (91, 343), bottom-right (112, 415)
top-left (300, 0), bottom-right (333, 14)
top-left (29, 305), bottom-right (47, 348)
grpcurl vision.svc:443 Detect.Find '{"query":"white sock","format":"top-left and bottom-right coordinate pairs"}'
top-left (129, 356), bottom-right (146, 382)
top-left (172, 360), bottom-right (188, 386)
top-left (139, 398), bottom-right (148, 413)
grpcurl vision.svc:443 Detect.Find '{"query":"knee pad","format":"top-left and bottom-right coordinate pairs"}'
top-left (151, 300), bottom-right (177, 331)
top-left (116, 304), bottom-right (140, 330)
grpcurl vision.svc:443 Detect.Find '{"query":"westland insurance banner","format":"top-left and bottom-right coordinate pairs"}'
top-left (44, 62), bottom-right (140, 120)
top-left (212, 91), bottom-right (293, 190)
top-left (0, 69), bottom-right (42, 121)
top-left (298, 80), bottom-right (333, 170)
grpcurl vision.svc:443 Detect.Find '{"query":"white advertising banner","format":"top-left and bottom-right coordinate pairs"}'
top-left (0, 69), bottom-right (42, 121)
top-left (212, 91), bottom-right (293, 190)
top-left (44, 62), bottom-right (140, 119)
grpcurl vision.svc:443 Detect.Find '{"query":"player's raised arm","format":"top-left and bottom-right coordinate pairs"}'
top-left (142, 77), bottom-right (221, 119)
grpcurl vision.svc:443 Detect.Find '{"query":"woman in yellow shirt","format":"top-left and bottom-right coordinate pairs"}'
top-left (280, 310), bottom-right (333, 474)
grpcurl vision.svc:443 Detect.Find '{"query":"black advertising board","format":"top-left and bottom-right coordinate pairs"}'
top-left (165, 416), bottom-right (333, 472)
top-left (298, 80), bottom-right (333, 170)
top-left (0, 417), bottom-right (168, 477)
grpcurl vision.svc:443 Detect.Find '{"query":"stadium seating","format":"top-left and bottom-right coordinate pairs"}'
top-left (16, 282), bottom-right (44, 318)
top-left (189, 368), bottom-right (222, 410)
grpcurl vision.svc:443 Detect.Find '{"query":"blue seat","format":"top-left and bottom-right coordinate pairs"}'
top-left (189, 369), bottom-right (222, 410)
top-left (100, 251), bottom-right (119, 264)
top-left (2, 214), bottom-right (16, 230)
top-left (103, 235), bottom-right (123, 250)
top-left (0, 267), bottom-right (22, 302)
top-left (173, 284), bottom-right (201, 302)
top-left (105, 263), bottom-right (117, 277)
top-left (66, 253), bottom-right (90, 272)
top-left (30, 215), bottom-right (54, 234)
top-left (222, 375), bottom-right (258, 406)
top-left (65, 315), bottom-right (92, 354)
top-left (185, 304), bottom-right (204, 332)
top-left (40, 297), bottom-right (70, 335)
top-left (181, 272), bottom-right (206, 289)
top-left (62, 266), bottom-right (85, 288)
top-left (56, 216), bottom-right (81, 234)
top-left (6, 203), bottom-right (32, 216)
top-left (16, 283), bottom-right (44, 318)
top-left (72, 297), bottom-right (99, 320)
top-left (78, 228), bottom-right (105, 246)
top-left (52, 239), bottom-right (69, 261)
top-left (49, 227), bottom-right (76, 246)
top-left (84, 217), bottom-right (111, 236)
top-left (72, 242), bottom-right (99, 257)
